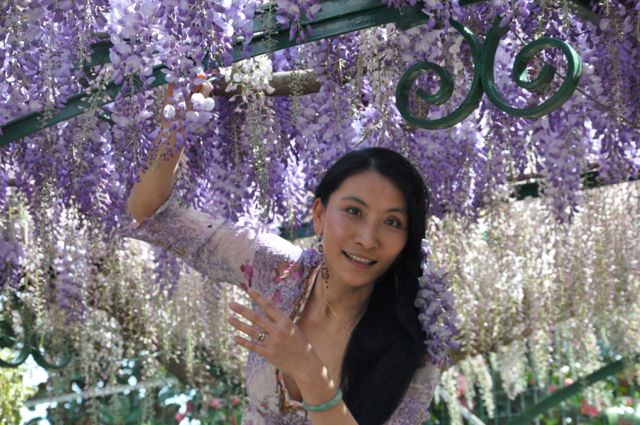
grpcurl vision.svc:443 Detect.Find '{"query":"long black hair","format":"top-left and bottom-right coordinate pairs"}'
top-left (314, 147), bottom-right (430, 424)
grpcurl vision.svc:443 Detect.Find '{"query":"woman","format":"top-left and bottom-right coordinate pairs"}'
top-left (126, 78), bottom-right (451, 424)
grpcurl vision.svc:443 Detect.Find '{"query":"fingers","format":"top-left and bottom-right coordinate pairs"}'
top-left (201, 81), bottom-right (213, 97)
top-left (247, 288), bottom-right (284, 322)
top-left (193, 72), bottom-right (213, 96)
top-left (229, 291), bottom-right (296, 359)
top-left (227, 315), bottom-right (263, 341)
top-left (229, 301), bottom-right (272, 332)
top-left (192, 80), bottom-right (212, 94)
top-left (187, 77), bottom-right (214, 114)
top-left (233, 335), bottom-right (265, 355)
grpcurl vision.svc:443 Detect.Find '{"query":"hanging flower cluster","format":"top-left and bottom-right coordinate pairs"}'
top-left (1, 1), bottom-right (638, 235)
top-left (430, 179), bottom-right (640, 420)
top-left (0, 160), bottom-right (638, 419)
top-left (275, 0), bottom-right (322, 42)
top-left (0, 186), bottom-right (250, 411)
top-left (416, 239), bottom-right (459, 367)
top-left (1, 0), bottom-right (640, 413)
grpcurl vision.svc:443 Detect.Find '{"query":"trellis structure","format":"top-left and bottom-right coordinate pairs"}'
top-left (0, 0), bottom-right (592, 146)
top-left (1, 1), bottom-right (638, 424)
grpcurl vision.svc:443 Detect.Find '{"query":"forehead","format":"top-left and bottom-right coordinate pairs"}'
top-left (330, 170), bottom-right (406, 210)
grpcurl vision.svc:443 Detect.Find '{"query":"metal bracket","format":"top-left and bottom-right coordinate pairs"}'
top-left (0, 296), bottom-right (73, 370)
top-left (395, 16), bottom-right (582, 129)
top-left (0, 0), bottom-right (588, 146)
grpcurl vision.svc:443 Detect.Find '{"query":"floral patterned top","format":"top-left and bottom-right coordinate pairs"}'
top-left (124, 192), bottom-right (440, 424)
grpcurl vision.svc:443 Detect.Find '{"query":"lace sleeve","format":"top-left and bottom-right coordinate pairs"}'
top-left (121, 190), bottom-right (302, 293)
top-left (386, 362), bottom-right (441, 425)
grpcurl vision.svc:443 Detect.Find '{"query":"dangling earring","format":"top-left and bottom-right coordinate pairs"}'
top-left (317, 235), bottom-right (330, 290)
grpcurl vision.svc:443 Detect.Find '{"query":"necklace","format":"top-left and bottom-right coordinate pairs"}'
top-left (321, 276), bottom-right (340, 319)
top-left (314, 268), bottom-right (360, 336)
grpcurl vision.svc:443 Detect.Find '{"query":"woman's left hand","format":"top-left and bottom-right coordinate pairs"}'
top-left (228, 288), bottom-right (321, 379)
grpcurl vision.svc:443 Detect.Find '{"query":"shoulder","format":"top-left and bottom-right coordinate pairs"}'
top-left (386, 362), bottom-right (441, 424)
top-left (410, 360), bottom-right (440, 393)
top-left (251, 247), bottom-right (321, 310)
top-left (252, 242), bottom-right (320, 282)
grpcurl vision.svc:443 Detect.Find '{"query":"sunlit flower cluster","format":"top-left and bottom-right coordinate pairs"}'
top-left (0, 0), bottom-right (639, 414)
top-left (431, 180), bottom-right (640, 418)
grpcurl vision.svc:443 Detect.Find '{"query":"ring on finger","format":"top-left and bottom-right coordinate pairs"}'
top-left (257, 329), bottom-right (267, 343)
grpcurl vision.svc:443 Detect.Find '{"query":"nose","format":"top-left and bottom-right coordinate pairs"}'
top-left (354, 222), bottom-right (379, 250)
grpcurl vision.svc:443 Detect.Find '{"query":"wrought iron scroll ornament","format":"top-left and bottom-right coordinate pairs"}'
top-left (0, 295), bottom-right (73, 370)
top-left (0, 4), bottom-right (585, 145)
top-left (395, 16), bottom-right (583, 129)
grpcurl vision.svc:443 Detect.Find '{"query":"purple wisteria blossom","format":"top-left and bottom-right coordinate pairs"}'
top-left (415, 240), bottom-right (459, 367)
top-left (275, 0), bottom-right (322, 42)
top-left (0, 0), bottom-right (639, 316)
top-left (0, 237), bottom-right (23, 292)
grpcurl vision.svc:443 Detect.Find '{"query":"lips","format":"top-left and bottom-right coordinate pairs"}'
top-left (343, 251), bottom-right (377, 267)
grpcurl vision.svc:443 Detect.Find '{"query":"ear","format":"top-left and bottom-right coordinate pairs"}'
top-left (311, 198), bottom-right (325, 236)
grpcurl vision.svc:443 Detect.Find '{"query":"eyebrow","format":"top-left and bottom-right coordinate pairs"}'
top-left (340, 195), bottom-right (407, 214)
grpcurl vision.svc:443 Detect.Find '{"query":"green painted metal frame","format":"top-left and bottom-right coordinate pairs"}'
top-left (0, 0), bottom-right (438, 146)
top-left (0, 296), bottom-right (73, 370)
top-left (0, 3), bottom-right (614, 420)
top-left (483, 17), bottom-right (582, 118)
top-left (395, 16), bottom-right (582, 129)
top-left (395, 19), bottom-right (485, 130)
top-left (0, 0), bottom-right (587, 146)
top-left (506, 354), bottom-right (640, 425)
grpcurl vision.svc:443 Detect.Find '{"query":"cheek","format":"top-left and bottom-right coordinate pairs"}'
top-left (321, 215), bottom-right (344, 254)
top-left (385, 233), bottom-right (408, 260)
top-left (324, 210), bottom-right (350, 238)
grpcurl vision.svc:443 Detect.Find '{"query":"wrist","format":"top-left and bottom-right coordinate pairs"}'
top-left (293, 356), bottom-right (340, 407)
top-left (291, 352), bottom-right (327, 387)
top-left (303, 388), bottom-right (343, 412)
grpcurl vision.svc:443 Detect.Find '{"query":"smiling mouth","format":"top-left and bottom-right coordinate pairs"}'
top-left (343, 251), bottom-right (377, 266)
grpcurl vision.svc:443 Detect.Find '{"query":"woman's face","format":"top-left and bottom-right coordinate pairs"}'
top-left (312, 170), bottom-right (409, 290)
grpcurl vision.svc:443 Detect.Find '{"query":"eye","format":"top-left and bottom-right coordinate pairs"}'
top-left (385, 217), bottom-right (403, 228)
top-left (345, 207), bottom-right (362, 216)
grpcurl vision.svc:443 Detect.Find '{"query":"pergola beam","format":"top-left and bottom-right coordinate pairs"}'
top-left (0, 0), bottom-right (596, 147)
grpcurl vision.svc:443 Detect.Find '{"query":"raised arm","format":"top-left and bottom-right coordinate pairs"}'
top-left (127, 79), bottom-right (212, 222)
top-left (122, 78), bottom-right (304, 293)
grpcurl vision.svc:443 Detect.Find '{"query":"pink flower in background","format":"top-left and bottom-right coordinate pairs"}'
top-left (457, 375), bottom-right (467, 398)
top-left (580, 399), bottom-right (600, 417)
top-left (231, 395), bottom-right (242, 407)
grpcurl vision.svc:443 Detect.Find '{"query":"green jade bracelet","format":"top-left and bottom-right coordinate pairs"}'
top-left (303, 389), bottom-right (343, 412)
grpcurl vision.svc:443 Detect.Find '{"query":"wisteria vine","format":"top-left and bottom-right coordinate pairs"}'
top-left (1, 0), bottom-right (640, 417)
